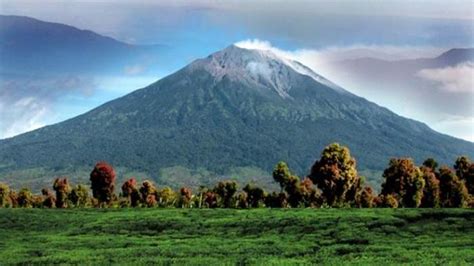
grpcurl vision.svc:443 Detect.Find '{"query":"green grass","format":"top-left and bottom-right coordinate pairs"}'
top-left (0, 208), bottom-right (473, 265)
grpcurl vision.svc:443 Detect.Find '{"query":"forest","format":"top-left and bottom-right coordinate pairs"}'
top-left (1, 143), bottom-right (473, 209)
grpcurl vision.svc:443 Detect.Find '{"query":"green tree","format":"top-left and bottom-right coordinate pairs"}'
top-left (213, 180), bottom-right (238, 208)
top-left (454, 156), bottom-right (474, 195)
top-left (423, 158), bottom-right (439, 171)
top-left (17, 188), bottom-right (33, 208)
top-left (69, 184), bottom-right (90, 207)
top-left (439, 167), bottom-right (469, 207)
top-left (272, 161), bottom-right (292, 192)
top-left (381, 158), bottom-right (425, 207)
top-left (243, 184), bottom-right (266, 208)
top-left (309, 143), bottom-right (361, 206)
top-left (157, 187), bottom-right (177, 207)
top-left (0, 183), bottom-right (10, 207)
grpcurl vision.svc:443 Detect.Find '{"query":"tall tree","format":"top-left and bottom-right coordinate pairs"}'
top-left (0, 183), bottom-right (10, 208)
top-left (439, 167), bottom-right (469, 208)
top-left (140, 180), bottom-right (158, 207)
top-left (41, 188), bottom-right (56, 208)
top-left (272, 161), bottom-right (293, 192)
top-left (381, 158), bottom-right (425, 207)
top-left (454, 156), bottom-right (474, 195)
top-left (309, 143), bottom-right (361, 206)
top-left (90, 161), bottom-right (116, 206)
top-left (121, 178), bottom-right (141, 207)
top-left (179, 187), bottom-right (193, 208)
top-left (53, 177), bottom-right (71, 208)
top-left (419, 166), bottom-right (440, 208)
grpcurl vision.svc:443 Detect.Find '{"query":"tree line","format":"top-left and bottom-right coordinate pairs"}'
top-left (0, 143), bottom-right (473, 209)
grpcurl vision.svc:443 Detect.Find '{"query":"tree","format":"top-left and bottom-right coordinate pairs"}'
top-left (41, 188), bottom-right (56, 208)
top-left (8, 190), bottom-right (18, 208)
top-left (235, 191), bottom-right (249, 208)
top-left (439, 167), bottom-right (468, 207)
top-left (423, 158), bottom-right (439, 172)
top-left (272, 161), bottom-right (292, 192)
top-left (454, 156), bottom-right (474, 195)
top-left (213, 180), bottom-right (238, 208)
top-left (121, 178), bottom-right (140, 207)
top-left (203, 191), bottom-right (218, 208)
top-left (53, 177), bottom-right (71, 208)
top-left (376, 194), bottom-right (399, 208)
top-left (380, 158), bottom-right (425, 207)
top-left (357, 186), bottom-right (375, 208)
top-left (69, 184), bottom-right (90, 207)
top-left (90, 161), bottom-right (116, 206)
top-left (140, 180), bottom-right (158, 207)
top-left (179, 187), bottom-right (193, 208)
top-left (0, 183), bottom-right (10, 207)
top-left (265, 192), bottom-right (288, 208)
top-left (243, 184), bottom-right (266, 208)
top-left (309, 143), bottom-right (361, 206)
top-left (157, 187), bottom-right (177, 207)
top-left (419, 166), bottom-right (440, 208)
top-left (17, 188), bottom-right (33, 208)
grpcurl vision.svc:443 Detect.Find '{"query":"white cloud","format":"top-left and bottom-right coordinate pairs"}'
top-left (124, 64), bottom-right (146, 75)
top-left (416, 63), bottom-right (474, 93)
top-left (0, 97), bottom-right (48, 138)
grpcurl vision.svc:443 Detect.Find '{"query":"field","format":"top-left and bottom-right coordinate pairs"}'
top-left (0, 208), bottom-right (473, 265)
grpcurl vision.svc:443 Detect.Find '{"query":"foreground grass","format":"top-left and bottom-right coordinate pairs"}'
top-left (0, 208), bottom-right (473, 265)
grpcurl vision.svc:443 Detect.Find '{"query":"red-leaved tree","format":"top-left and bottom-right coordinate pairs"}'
top-left (90, 161), bottom-right (116, 206)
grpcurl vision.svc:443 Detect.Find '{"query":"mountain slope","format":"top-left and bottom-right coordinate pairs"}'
top-left (0, 45), bottom-right (473, 190)
top-left (0, 15), bottom-right (164, 75)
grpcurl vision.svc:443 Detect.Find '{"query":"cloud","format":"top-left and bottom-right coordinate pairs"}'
top-left (416, 62), bottom-right (474, 93)
top-left (0, 75), bottom-right (96, 139)
top-left (0, 97), bottom-right (48, 139)
top-left (124, 64), bottom-right (146, 75)
top-left (235, 38), bottom-right (443, 70)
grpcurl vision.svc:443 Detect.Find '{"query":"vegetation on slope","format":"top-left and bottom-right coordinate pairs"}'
top-left (1, 143), bottom-right (473, 209)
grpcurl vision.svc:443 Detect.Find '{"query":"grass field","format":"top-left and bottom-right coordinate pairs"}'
top-left (0, 208), bottom-right (473, 265)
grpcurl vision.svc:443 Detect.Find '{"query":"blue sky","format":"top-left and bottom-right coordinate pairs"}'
top-left (0, 0), bottom-right (473, 140)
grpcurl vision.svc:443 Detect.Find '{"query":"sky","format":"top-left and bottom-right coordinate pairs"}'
top-left (0, 0), bottom-right (473, 141)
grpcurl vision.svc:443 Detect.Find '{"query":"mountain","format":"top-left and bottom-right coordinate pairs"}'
top-left (317, 48), bottom-right (474, 141)
top-left (0, 45), bottom-right (473, 190)
top-left (0, 15), bottom-right (165, 75)
top-left (324, 48), bottom-right (474, 84)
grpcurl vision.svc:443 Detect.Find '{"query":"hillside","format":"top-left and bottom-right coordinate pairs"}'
top-left (0, 15), bottom-right (164, 75)
top-left (0, 45), bottom-right (473, 190)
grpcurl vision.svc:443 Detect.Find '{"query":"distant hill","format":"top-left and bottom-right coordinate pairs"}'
top-left (0, 45), bottom-right (472, 191)
top-left (0, 15), bottom-right (164, 75)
